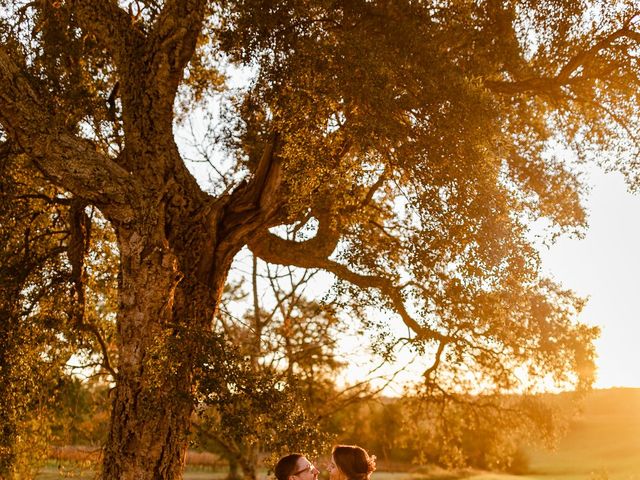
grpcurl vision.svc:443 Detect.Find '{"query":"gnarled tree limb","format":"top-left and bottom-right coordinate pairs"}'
top-left (0, 47), bottom-right (139, 223)
top-left (217, 134), bottom-right (286, 254)
top-left (248, 230), bottom-right (447, 344)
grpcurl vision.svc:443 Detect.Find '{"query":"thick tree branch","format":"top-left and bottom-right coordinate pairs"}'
top-left (0, 47), bottom-right (138, 223)
top-left (225, 133), bottom-right (282, 218)
top-left (147, 0), bottom-right (208, 99)
top-left (216, 134), bottom-right (286, 264)
top-left (68, 199), bottom-right (91, 310)
top-left (248, 231), bottom-right (446, 343)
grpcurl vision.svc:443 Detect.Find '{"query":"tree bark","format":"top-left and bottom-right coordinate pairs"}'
top-left (227, 457), bottom-right (242, 480)
top-left (102, 234), bottom-right (180, 478)
top-left (100, 196), bottom-right (234, 479)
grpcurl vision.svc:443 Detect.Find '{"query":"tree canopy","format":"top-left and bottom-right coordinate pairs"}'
top-left (1, 1), bottom-right (639, 478)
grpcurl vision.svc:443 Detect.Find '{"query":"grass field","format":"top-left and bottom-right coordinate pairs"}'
top-left (36, 388), bottom-right (640, 480)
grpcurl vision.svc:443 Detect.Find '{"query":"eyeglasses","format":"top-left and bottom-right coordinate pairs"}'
top-left (292, 463), bottom-right (314, 476)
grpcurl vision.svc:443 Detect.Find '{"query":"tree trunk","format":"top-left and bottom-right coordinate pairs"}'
top-left (101, 212), bottom-right (232, 480)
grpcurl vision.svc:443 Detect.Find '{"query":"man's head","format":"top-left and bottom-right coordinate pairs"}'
top-left (275, 454), bottom-right (319, 480)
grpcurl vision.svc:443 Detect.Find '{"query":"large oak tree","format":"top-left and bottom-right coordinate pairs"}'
top-left (1, 1), bottom-right (639, 479)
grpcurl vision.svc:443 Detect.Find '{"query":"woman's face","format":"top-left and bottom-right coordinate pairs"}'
top-left (327, 456), bottom-right (344, 480)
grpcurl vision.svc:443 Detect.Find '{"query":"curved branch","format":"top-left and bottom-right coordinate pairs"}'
top-left (360, 167), bottom-right (388, 208)
top-left (75, 321), bottom-right (118, 379)
top-left (423, 338), bottom-right (448, 384)
top-left (248, 231), bottom-right (446, 343)
top-left (556, 27), bottom-right (630, 82)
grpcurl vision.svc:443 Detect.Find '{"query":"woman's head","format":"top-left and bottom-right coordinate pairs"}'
top-left (329, 445), bottom-right (376, 480)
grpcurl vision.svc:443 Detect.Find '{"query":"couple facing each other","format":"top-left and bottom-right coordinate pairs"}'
top-left (275, 445), bottom-right (376, 480)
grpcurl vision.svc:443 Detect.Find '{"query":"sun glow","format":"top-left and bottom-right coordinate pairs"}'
top-left (540, 165), bottom-right (640, 389)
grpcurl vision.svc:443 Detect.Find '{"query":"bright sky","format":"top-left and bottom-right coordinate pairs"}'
top-left (334, 163), bottom-right (640, 394)
top-left (539, 165), bottom-right (640, 388)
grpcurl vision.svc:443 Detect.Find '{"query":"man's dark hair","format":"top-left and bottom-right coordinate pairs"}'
top-left (275, 454), bottom-right (303, 480)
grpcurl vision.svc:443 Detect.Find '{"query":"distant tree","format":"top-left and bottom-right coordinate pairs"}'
top-left (400, 391), bottom-right (569, 472)
top-left (368, 400), bottom-right (407, 464)
top-left (195, 347), bottom-right (329, 480)
top-left (2, 1), bottom-right (639, 478)
top-left (334, 392), bottom-right (574, 474)
top-left (50, 377), bottom-right (111, 447)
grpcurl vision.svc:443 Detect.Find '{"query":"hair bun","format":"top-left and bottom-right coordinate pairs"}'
top-left (367, 455), bottom-right (377, 474)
